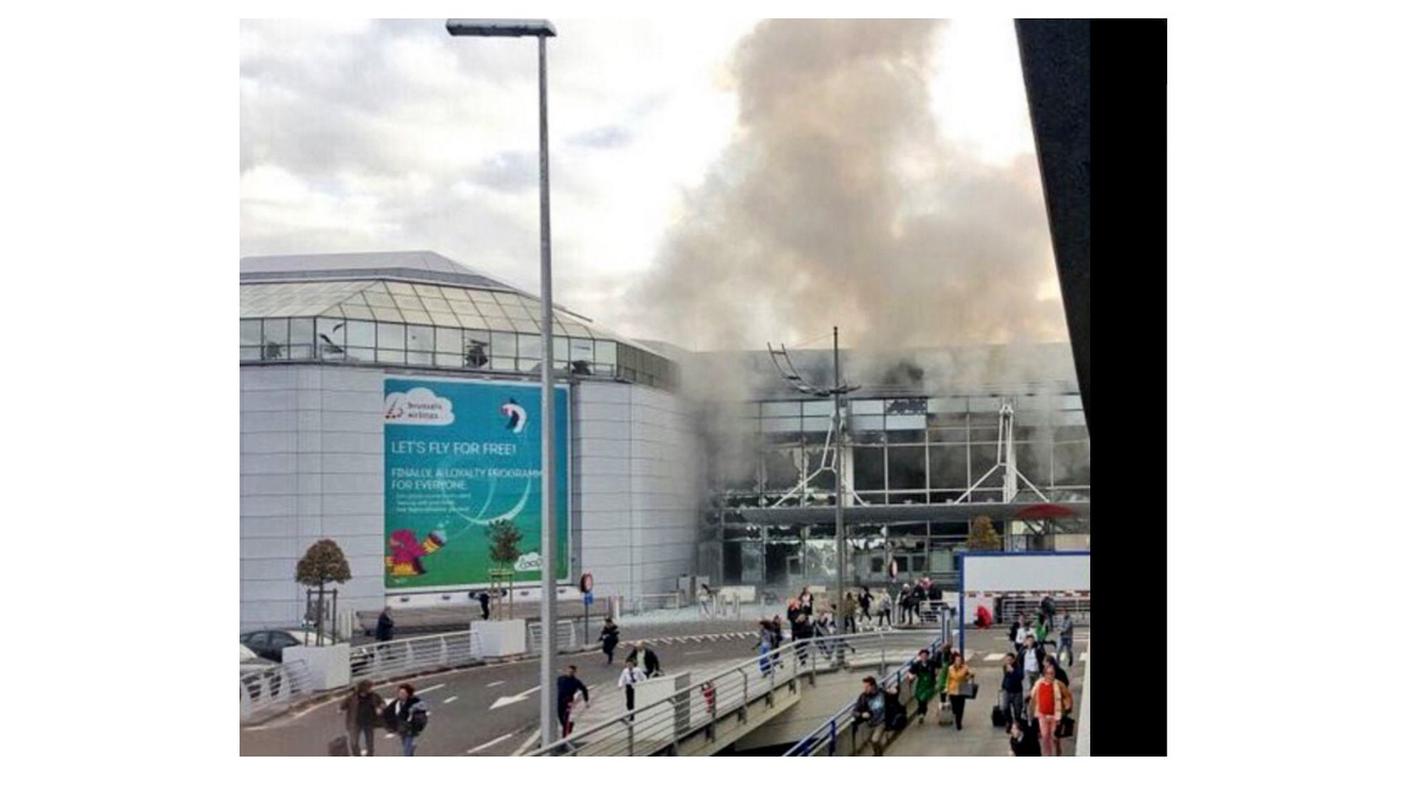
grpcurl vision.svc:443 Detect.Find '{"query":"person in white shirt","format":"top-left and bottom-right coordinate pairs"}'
top-left (1014, 615), bottom-right (1036, 650)
top-left (618, 658), bottom-right (648, 720)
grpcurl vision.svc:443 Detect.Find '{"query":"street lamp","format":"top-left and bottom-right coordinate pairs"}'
top-left (447, 17), bottom-right (559, 750)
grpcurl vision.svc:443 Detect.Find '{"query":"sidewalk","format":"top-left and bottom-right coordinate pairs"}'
top-left (884, 631), bottom-right (1087, 756)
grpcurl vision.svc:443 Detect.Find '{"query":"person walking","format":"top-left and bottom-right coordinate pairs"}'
top-left (338, 679), bottom-right (385, 756)
top-left (1018, 634), bottom-right (1047, 692)
top-left (1009, 716), bottom-right (1042, 756)
top-left (876, 590), bottom-right (893, 628)
top-left (624, 641), bottom-right (661, 677)
top-left (905, 648), bottom-right (939, 724)
top-left (618, 658), bottom-right (647, 721)
top-left (945, 653), bottom-right (975, 730)
top-left (599, 617), bottom-right (620, 666)
top-left (770, 615), bottom-right (785, 650)
top-left (792, 613), bottom-right (814, 666)
top-left (841, 591), bottom-right (858, 634)
top-left (1057, 609), bottom-right (1075, 666)
top-left (1014, 614), bottom-right (1035, 649)
top-left (375, 607), bottom-right (394, 642)
top-left (555, 665), bottom-right (590, 739)
top-left (1008, 614), bottom-right (1022, 654)
top-left (756, 621), bottom-right (775, 675)
top-left (1000, 653), bottom-right (1026, 727)
top-left (698, 584), bottom-right (712, 618)
top-left (1030, 662), bottom-right (1070, 756)
top-left (799, 586), bottom-right (814, 617)
top-left (384, 683), bottom-right (428, 756)
top-left (936, 643), bottom-right (953, 711)
top-left (858, 587), bottom-right (873, 627)
top-left (477, 590), bottom-right (491, 621)
top-left (850, 676), bottom-right (888, 756)
top-left (898, 585), bottom-right (913, 625)
top-left (1043, 656), bottom-right (1070, 687)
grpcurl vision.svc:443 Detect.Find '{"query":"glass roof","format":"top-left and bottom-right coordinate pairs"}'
top-left (240, 280), bottom-right (610, 341)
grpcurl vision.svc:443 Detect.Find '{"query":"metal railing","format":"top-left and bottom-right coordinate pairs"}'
top-left (529, 628), bottom-right (944, 756)
top-left (784, 608), bottom-right (952, 756)
top-left (240, 659), bottom-right (314, 723)
top-left (527, 619), bottom-right (583, 655)
top-left (349, 629), bottom-right (484, 684)
top-left (633, 592), bottom-right (684, 614)
top-left (996, 596), bottom-right (1092, 625)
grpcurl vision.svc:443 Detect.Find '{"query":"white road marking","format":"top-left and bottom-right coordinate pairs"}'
top-left (1080, 652), bottom-right (1088, 661)
top-left (416, 684), bottom-right (446, 696)
top-left (490, 685), bottom-right (541, 710)
top-left (512, 728), bottom-right (542, 756)
top-left (465, 733), bottom-right (514, 754)
top-left (486, 680), bottom-right (506, 688)
top-left (443, 696), bottom-right (459, 704)
top-left (984, 653), bottom-right (1007, 661)
top-left (684, 650), bottom-right (710, 656)
top-left (385, 733), bottom-right (396, 739)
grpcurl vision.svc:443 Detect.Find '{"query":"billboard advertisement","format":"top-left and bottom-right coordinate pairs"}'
top-left (383, 376), bottom-right (569, 590)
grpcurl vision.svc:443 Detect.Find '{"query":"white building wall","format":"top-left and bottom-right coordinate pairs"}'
top-left (241, 365), bottom-right (385, 632)
top-left (574, 381), bottom-right (701, 603)
top-left (242, 366), bottom-right (701, 630)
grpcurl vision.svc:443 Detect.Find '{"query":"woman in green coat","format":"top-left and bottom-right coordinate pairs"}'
top-left (905, 648), bottom-right (939, 724)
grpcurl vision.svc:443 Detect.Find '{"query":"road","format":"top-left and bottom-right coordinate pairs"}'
top-left (241, 620), bottom-right (767, 756)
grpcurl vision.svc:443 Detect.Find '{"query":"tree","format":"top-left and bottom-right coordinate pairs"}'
top-left (486, 519), bottom-right (523, 620)
top-left (296, 538), bottom-right (351, 645)
top-left (967, 515), bottom-right (1003, 551)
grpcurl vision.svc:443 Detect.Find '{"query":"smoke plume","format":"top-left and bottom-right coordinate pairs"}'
top-left (631, 19), bottom-right (1068, 362)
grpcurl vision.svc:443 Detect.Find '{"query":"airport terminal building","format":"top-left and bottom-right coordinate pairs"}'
top-left (239, 251), bottom-right (1089, 631)
top-left (240, 252), bottom-right (700, 631)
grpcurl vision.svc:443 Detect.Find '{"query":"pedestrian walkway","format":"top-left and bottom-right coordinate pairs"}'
top-left (882, 630), bottom-right (1087, 756)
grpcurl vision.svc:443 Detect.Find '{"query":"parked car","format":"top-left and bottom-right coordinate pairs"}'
top-left (240, 629), bottom-right (336, 662)
top-left (240, 644), bottom-right (277, 675)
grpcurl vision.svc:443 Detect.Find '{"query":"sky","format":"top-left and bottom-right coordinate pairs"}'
top-left (240, 18), bottom-right (1056, 349)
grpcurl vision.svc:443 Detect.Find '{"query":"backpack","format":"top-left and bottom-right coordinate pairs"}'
top-left (410, 708), bottom-right (429, 735)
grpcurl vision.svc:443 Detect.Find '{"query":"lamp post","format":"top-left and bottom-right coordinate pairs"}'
top-left (446, 18), bottom-right (559, 750)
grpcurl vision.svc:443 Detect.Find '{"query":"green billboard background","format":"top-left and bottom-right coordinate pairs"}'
top-left (383, 377), bottom-right (569, 589)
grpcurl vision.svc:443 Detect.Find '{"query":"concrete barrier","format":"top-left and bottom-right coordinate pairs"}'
top-left (472, 619), bottom-right (526, 657)
top-left (283, 643), bottom-right (350, 692)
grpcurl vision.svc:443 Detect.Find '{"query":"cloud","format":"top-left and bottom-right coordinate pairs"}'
top-left (568, 125), bottom-right (632, 149)
top-left (241, 19), bottom-right (1048, 351)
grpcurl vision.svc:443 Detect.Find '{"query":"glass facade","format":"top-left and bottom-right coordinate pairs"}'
top-left (709, 392), bottom-right (1090, 587)
top-left (240, 279), bottom-right (678, 389)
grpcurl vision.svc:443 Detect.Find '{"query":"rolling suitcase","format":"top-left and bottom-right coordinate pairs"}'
top-left (328, 735), bottom-right (350, 756)
top-left (991, 703), bottom-right (1006, 728)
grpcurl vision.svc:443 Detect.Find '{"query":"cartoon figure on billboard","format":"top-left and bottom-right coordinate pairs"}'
top-left (386, 528), bottom-right (448, 578)
top-left (500, 398), bottom-right (527, 433)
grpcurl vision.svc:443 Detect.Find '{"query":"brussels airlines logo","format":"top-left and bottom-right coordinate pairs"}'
top-left (384, 387), bottom-right (454, 425)
top-left (500, 398), bottom-right (527, 433)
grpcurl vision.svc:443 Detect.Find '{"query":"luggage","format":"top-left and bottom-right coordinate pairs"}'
top-left (991, 704), bottom-right (1006, 728)
top-left (957, 680), bottom-right (979, 699)
top-left (936, 705), bottom-right (955, 726)
top-left (328, 735), bottom-right (350, 756)
top-left (1058, 715), bottom-right (1075, 739)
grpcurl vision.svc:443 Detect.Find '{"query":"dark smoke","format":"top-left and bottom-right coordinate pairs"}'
top-left (631, 19), bottom-right (1068, 360)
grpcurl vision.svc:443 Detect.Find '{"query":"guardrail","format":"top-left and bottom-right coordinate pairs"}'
top-left (784, 608), bottom-right (952, 756)
top-left (240, 659), bottom-right (314, 723)
top-left (529, 628), bottom-right (945, 756)
top-left (633, 592), bottom-right (684, 614)
top-left (349, 630), bottom-right (484, 684)
top-left (527, 619), bottom-right (583, 655)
